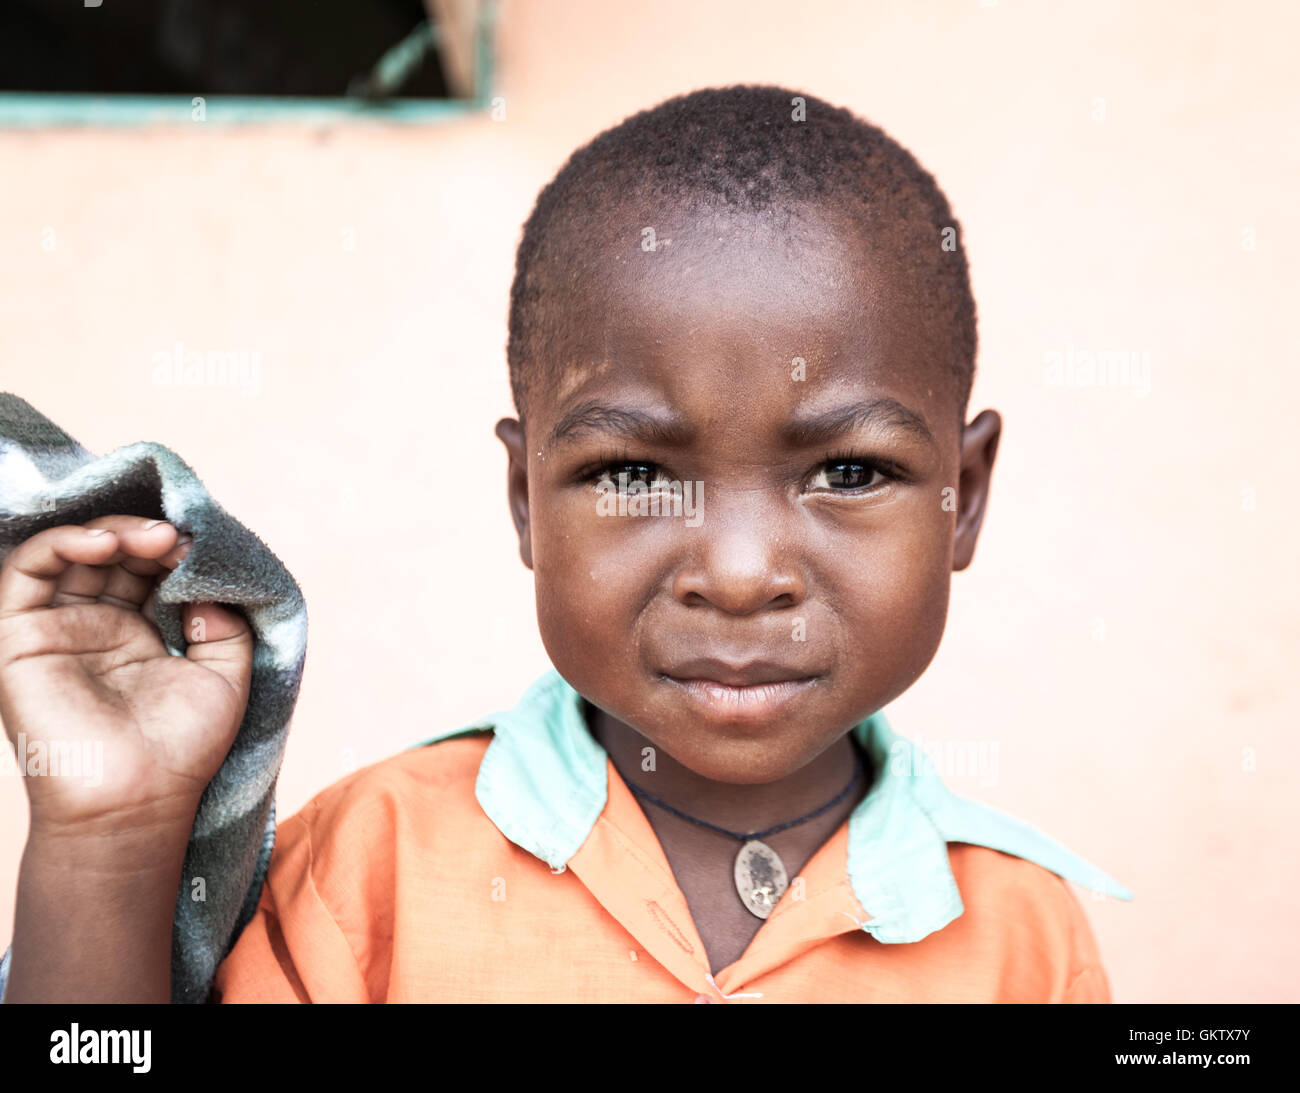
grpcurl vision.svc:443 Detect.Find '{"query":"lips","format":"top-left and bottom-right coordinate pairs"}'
top-left (661, 657), bottom-right (822, 721)
top-left (666, 656), bottom-right (815, 687)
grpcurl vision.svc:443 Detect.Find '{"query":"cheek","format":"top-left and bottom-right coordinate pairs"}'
top-left (825, 504), bottom-right (954, 698)
top-left (529, 497), bottom-right (651, 687)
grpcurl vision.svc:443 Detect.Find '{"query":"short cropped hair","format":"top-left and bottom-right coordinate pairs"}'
top-left (507, 84), bottom-right (977, 424)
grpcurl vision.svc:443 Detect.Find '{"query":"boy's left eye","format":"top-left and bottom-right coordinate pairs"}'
top-left (807, 460), bottom-right (890, 492)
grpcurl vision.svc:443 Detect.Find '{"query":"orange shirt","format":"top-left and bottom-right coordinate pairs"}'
top-left (212, 671), bottom-right (1128, 1003)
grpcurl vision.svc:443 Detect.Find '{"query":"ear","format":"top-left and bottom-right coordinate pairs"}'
top-left (952, 409), bottom-right (1001, 572)
top-left (494, 417), bottom-right (534, 570)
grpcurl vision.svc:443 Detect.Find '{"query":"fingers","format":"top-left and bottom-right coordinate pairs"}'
top-left (0, 518), bottom-right (187, 618)
top-left (181, 602), bottom-right (255, 705)
top-left (156, 533), bottom-right (193, 572)
top-left (139, 535), bottom-right (193, 624)
top-left (0, 524), bottom-right (120, 617)
top-left (81, 514), bottom-right (184, 575)
top-left (55, 515), bottom-right (186, 609)
top-left (180, 602), bottom-right (249, 647)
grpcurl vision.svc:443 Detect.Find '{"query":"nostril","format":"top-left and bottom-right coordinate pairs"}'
top-left (673, 570), bottom-right (806, 615)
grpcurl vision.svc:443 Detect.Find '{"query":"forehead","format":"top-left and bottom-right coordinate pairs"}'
top-left (536, 201), bottom-right (955, 436)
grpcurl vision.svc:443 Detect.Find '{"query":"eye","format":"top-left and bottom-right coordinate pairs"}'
top-left (806, 456), bottom-right (896, 493)
top-left (591, 461), bottom-right (674, 490)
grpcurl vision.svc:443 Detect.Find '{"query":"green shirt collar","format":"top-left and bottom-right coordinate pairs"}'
top-left (414, 669), bottom-right (1132, 944)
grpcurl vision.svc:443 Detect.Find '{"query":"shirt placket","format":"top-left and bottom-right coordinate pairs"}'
top-left (566, 759), bottom-right (875, 1001)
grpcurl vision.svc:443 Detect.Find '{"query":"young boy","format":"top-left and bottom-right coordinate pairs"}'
top-left (1, 85), bottom-right (1128, 1004)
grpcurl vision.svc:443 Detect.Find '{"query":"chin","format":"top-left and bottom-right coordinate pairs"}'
top-left (639, 726), bottom-right (816, 785)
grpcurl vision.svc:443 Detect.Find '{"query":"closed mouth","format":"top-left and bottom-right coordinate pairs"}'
top-left (659, 673), bottom-right (821, 720)
top-left (664, 656), bottom-right (819, 688)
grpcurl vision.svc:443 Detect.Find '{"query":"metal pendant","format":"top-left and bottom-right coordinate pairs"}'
top-left (733, 839), bottom-right (789, 919)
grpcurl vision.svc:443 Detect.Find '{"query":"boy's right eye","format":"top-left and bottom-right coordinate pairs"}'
top-left (590, 462), bottom-right (668, 489)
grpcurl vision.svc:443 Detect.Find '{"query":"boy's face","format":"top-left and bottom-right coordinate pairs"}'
top-left (498, 202), bottom-right (1000, 784)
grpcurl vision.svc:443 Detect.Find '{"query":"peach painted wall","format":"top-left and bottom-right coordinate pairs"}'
top-left (1, 0), bottom-right (1296, 1002)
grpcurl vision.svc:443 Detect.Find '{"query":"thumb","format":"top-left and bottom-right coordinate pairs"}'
top-left (181, 601), bottom-right (255, 700)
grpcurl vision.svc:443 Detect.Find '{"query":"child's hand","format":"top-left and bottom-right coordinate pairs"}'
top-left (0, 515), bottom-right (254, 839)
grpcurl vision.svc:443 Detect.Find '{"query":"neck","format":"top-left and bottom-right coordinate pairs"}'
top-left (585, 701), bottom-right (870, 835)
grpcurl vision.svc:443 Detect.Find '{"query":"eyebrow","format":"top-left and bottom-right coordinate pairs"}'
top-left (547, 401), bottom-right (696, 449)
top-left (545, 395), bottom-right (936, 450)
top-left (783, 398), bottom-right (936, 448)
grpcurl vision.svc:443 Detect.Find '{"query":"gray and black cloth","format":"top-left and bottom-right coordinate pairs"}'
top-left (0, 393), bottom-right (307, 1003)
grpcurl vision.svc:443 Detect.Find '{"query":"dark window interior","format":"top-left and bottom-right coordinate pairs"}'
top-left (0, 0), bottom-right (452, 98)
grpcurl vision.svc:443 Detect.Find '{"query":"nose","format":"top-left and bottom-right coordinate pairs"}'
top-left (670, 499), bottom-right (807, 615)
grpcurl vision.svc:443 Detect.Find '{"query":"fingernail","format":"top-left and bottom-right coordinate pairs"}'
top-left (86, 528), bottom-right (109, 537)
top-left (143, 519), bottom-right (167, 530)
